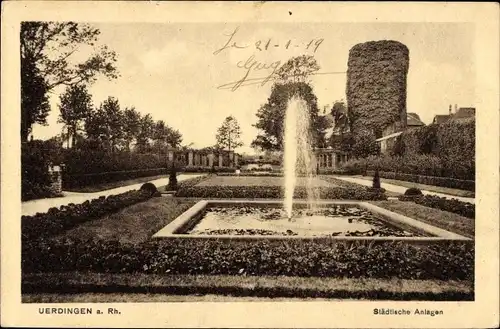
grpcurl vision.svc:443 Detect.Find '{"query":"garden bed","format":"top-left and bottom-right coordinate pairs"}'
top-left (176, 185), bottom-right (387, 201)
top-left (22, 238), bottom-right (473, 281)
top-left (398, 194), bottom-right (474, 219)
top-left (371, 201), bottom-right (474, 238)
top-left (56, 198), bottom-right (196, 244)
top-left (21, 189), bottom-right (154, 242)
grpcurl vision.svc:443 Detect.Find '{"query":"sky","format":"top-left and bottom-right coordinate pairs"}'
top-left (32, 22), bottom-right (475, 154)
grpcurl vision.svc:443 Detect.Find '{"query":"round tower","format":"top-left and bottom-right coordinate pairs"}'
top-left (346, 40), bottom-right (409, 137)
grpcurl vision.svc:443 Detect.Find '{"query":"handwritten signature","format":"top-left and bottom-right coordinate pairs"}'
top-left (214, 27), bottom-right (330, 91)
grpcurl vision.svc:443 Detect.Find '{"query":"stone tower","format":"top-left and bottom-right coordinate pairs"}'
top-left (346, 40), bottom-right (409, 138)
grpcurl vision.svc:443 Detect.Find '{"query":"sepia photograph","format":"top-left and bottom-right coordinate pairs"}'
top-left (2, 1), bottom-right (499, 328)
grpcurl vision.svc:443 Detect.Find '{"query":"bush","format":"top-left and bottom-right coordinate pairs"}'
top-left (22, 238), bottom-right (473, 281)
top-left (404, 188), bottom-right (423, 196)
top-left (21, 190), bottom-right (152, 241)
top-left (140, 183), bottom-right (158, 196)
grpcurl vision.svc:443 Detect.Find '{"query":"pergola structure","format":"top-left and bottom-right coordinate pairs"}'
top-left (313, 147), bottom-right (349, 172)
top-left (166, 148), bottom-right (239, 168)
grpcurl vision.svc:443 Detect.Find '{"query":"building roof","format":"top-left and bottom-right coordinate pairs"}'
top-left (432, 107), bottom-right (475, 124)
top-left (453, 107), bottom-right (475, 120)
top-left (407, 112), bottom-right (425, 126)
top-left (433, 114), bottom-right (451, 124)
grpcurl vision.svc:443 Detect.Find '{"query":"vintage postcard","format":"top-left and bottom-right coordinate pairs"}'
top-left (1, 1), bottom-right (499, 328)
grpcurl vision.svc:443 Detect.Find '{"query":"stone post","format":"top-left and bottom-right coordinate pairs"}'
top-left (48, 165), bottom-right (62, 195)
top-left (218, 153), bottom-right (223, 167)
top-left (208, 153), bottom-right (214, 167)
top-left (333, 153), bottom-right (337, 169)
top-left (188, 151), bottom-right (193, 166)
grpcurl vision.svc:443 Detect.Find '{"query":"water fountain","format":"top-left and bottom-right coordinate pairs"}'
top-left (283, 96), bottom-right (319, 220)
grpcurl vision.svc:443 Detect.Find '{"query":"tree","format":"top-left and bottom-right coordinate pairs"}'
top-left (165, 128), bottom-right (183, 148)
top-left (84, 97), bottom-right (123, 151)
top-left (20, 22), bottom-right (118, 141)
top-left (252, 56), bottom-right (326, 151)
top-left (122, 107), bottom-right (141, 150)
top-left (57, 84), bottom-right (93, 148)
top-left (330, 100), bottom-right (350, 135)
top-left (100, 97), bottom-right (124, 152)
top-left (21, 56), bottom-right (51, 141)
top-left (328, 100), bottom-right (352, 151)
top-left (84, 105), bottom-right (107, 149)
top-left (351, 130), bottom-right (380, 158)
top-left (136, 114), bottom-right (155, 152)
top-left (251, 82), bottom-right (327, 151)
top-left (275, 55), bottom-right (320, 84)
top-left (153, 120), bottom-right (168, 154)
top-left (216, 116), bottom-right (243, 160)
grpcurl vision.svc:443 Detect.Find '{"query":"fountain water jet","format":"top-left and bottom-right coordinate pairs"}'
top-left (283, 96), bottom-right (319, 220)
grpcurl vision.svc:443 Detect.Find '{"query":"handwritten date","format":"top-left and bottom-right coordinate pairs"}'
top-left (213, 27), bottom-right (324, 55)
top-left (255, 38), bottom-right (323, 52)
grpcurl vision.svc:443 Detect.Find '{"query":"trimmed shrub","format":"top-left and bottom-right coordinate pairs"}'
top-left (372, 170), bottom-right (381, 189)
top-left (167, 163), bottom-right (178, 190)
top-left (140, 183), bottom-right (158, 196)
top-left (404, 188), bottom-right (423, 196)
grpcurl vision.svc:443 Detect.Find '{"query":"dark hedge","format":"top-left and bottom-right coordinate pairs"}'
top-left (175, 185), bottom-right (388, 201)
top-left (22, 238), bottom-right (474, 281)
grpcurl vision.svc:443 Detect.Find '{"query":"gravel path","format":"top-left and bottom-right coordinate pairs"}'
top-left (333, 176), bottom-right (475, 204)
top-left (22, 174), bottom-right (203, 216)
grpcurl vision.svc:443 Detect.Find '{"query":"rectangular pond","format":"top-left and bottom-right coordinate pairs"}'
top-left (152, 200), bottom-right (472, 244)
top-left (189, 206), bottom-right (417, 237)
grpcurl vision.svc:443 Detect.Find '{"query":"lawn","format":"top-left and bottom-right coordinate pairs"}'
top-left (22, 272), bottom-right (473, 302)
top-left (198, 175), bottom-right (335, 187)
top-left (64, 174), bottom-right (169, 193)
top-left (371, 200), bottom-right (474, 238)
top-left (354, 175), bottom-right (475, 198)
top-left (56, 197), bottom-right (196, 244)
